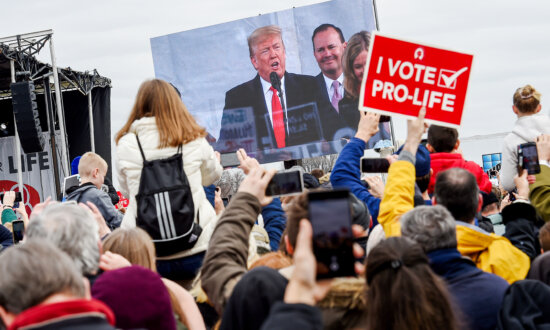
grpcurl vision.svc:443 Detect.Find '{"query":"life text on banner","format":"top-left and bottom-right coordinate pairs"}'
top-left (359, 33), bottom-right (474, 128)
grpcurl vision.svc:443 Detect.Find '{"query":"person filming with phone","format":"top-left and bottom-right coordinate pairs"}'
top-left (201, 149), bottom-right (369, 329)
top-left (501, 84), bottom-right (550, 192)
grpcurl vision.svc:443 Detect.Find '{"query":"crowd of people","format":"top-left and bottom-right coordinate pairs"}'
top-left (1, 28), bottom-right (550, 330)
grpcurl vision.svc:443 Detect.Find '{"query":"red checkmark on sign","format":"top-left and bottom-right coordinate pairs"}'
top-left (438, 67), bottom-right (469, 89)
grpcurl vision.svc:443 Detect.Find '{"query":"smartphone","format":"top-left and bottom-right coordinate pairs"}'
top-left (222, 198), bottom-right (229, 207)
top-left (360, 157), bottom-right (390, 173)
top-left (0, 191), bottom-right (22, 204)
top-left (12, 220), bottom-right (25, 244)
top-left (265, 170), bottom-right (304, 197)
top-left (517, 142), bottom-right (540, 175)
top-left (220, 152), bottom-right (241, 168)
top-left (509, 188), bottom-right (517, 202)
top-left (308, 189), bottom-right (355, 279)
top-left (380, 115), bottom-right (391, 123)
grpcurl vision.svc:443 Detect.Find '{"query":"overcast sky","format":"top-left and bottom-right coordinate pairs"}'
top-left (2, 0), bottom-right (550, 163)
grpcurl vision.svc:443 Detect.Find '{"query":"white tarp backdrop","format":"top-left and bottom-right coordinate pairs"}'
top-left (0, 133), bottom-right (64, 211)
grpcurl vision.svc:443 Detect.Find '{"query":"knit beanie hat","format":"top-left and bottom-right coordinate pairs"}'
top-left (394, 144), bottom-right (431, 177)
top-left (92, 265), bottom-right (176, 330)
top-left (71, 156), bottom-right (81, 175)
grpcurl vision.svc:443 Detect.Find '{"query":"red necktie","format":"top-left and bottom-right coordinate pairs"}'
top-left (270, 86), bottom-right (286, 148)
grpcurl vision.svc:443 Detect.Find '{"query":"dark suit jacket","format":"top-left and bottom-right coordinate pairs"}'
top-left (338, 95), bottom-right (392, 149)
top-left (315, 73), bottom-right (358, 139)
top-left (219, 72), bottom-right (336, 151)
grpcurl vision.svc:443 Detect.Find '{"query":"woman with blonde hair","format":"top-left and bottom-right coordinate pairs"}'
top-left (103, 228), bottom-right (205, 330)
top-left (501, 84), bottom-right (550, 191)
top-left (339, 31), bottom-right (391, 148)
top-left (115, 79), bottom-right (222, 283)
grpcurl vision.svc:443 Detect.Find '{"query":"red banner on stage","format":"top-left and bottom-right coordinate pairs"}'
top-left (359, 33), bottom-right (474, 127)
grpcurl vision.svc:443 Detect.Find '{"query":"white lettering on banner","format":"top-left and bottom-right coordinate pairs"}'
top-left (370, 57), bottom-right (468, 112)
top-left (372, 79), bottom-right (457, 111)
top-left (376, 56), bottom-right (383, 74)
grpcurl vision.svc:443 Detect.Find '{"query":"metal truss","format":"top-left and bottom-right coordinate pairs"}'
top-left (0, 30), bottom-right (111, 98)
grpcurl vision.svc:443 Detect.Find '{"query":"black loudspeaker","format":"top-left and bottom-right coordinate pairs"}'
top-left (10, 81), bottom-right (45, 153)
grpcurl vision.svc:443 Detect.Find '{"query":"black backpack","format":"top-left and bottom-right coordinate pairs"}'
top-left (135, 135), bottom-right (202, 257)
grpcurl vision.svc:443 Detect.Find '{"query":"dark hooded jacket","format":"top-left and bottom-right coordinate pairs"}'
top-left (502, 201), bottom-right (541, 261)
top-left (497, 280), bottom-right (550, 329)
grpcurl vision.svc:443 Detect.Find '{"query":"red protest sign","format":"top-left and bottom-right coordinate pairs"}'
top-left (359, 33), bottom-right (474, 127)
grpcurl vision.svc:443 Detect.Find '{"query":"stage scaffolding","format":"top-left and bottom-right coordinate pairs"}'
top-left (0, 30), bottom-right (111, 198)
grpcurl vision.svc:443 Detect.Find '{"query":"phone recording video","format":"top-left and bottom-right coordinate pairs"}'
top-left (12, 220), bottom-right (25, 244)
top-left (0, 191), bottom-right (22, 203)
top-left (360, 157), bottom-right (390, 173)
top-left (308, 189), bottom-right (356, 279)
top-left (265, 170), bottom-right (304, 197)
top-left (517, 142), bottom-right (540, 175)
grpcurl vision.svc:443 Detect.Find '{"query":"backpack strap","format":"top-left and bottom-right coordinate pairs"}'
top-left (135, 134), bottom-right (147, 161)
top-left (177, 144), bottom-right (183, 154)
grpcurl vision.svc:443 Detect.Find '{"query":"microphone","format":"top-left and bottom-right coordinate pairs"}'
top-left (270, 72), bottom-right (282, 94)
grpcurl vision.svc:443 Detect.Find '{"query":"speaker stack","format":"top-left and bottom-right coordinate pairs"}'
top-left (10, 81), bottom-right (45, 153)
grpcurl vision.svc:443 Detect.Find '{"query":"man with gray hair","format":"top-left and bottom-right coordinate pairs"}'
top-left (219, 25), bottom-right (336, 152)
top-left (26, 203), bottom-right (104, 279)
top-left (0, 240), bottom-right (115, 329)
top-left (401, 205), bottom-right (508, 330)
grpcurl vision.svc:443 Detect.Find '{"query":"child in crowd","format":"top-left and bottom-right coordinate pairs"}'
top-left (66, 152), bottom-right (123, 229)
top-left (501, 84), bottom-right (550, 191)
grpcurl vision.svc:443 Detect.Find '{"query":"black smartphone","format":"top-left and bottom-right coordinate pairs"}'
top-left (380, 115), bottom-right (391, 122)
top-left (222, 197), bottom-right (229, 207)
top-left (360, 157), bottom-right (390, 173)
top-left (509, 188), bottom-right (517, 202)
top-left (0, 191), bottom-right (22, 204)
top-left (12, 220), bottom-right (25, 244)
top-left (308, 189), bottom-right (355, 279)
top-left (517, 142), bottom-right (540, 175)
top-left (265, 170), bottom-right (304, 197)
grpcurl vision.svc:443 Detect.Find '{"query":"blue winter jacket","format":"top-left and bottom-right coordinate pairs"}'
top-left (331, 137), bottom-right (380, 227)
top-left (260, 198), bottom-right (286, 251)
top-left (428, 248), bottom-right (509, 330)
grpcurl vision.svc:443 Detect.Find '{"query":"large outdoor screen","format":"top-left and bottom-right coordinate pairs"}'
top-left (151, 0), bottom-right (391, 163)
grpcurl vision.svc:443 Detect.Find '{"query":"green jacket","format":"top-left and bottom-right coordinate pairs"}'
top-left (1, 208), bottom-right (17, 225)
top-left (530, 165), bottom-right (550, 222)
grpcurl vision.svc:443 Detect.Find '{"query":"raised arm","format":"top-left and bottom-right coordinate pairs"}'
top-left (378, 108), bottom-right (427, 237)
top-left (331, 112), bottom-right (381, 227)
top-left (201, 166), bottom-right (275, 315)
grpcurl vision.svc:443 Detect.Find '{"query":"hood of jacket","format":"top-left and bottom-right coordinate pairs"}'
top-left (66, 183), bottom-right (97, 200)
top-left (511, 113), bottom-right (550, 142)
top-left (318, 277), bottom-right (367, 330)
top-left (497, 280), bottom-right (550, 329)
top-left (456, 221), bottom-right (530, 283)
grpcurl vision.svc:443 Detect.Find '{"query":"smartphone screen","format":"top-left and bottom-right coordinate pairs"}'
top-left (518, 142), bottom-right (540, 175)
top-left (220, 152), bottom-right (241, 168)
top-left (361, 157), bottom-right (390, 173)
top-left (265, 171), bottom-right (304, 197)
top-left (308, 190), bottom-right (355, 279)
top-left (12, 220), bottom-right (25, 244)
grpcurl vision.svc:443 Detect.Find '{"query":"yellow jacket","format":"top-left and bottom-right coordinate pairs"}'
top-left (378, 160), bottom-right (530, 284)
